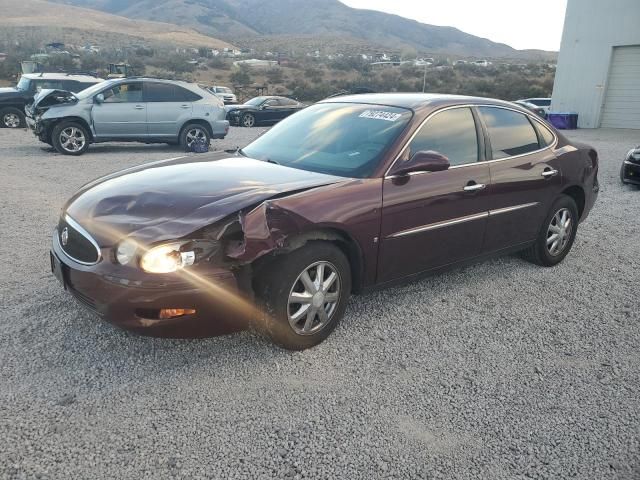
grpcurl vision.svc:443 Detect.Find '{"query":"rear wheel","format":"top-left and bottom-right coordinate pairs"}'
top-left (1, 107), bottom-right (26, 128)
top-left (52, 121), bottom-right (90, 155)
top-left (254, 242), bottom-right (351, 350)
top-left (521, 195), bottom-right (578, 267)
top-left (180, 123), bottom-right (210, 151)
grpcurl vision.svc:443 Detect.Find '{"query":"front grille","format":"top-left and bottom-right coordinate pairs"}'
top-left (57, 216), bottom-right (101, 264)
top-left (69, 286), bottom-right (100, 315)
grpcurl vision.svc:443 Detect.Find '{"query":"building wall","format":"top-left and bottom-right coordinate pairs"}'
top-left (551, 0), bottom-right (640, 128)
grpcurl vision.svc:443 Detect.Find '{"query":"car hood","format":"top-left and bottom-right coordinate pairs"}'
top-left (0, 87), bottom-right (23, 98)
top-left (225, 104), bottom-right (255, 112)
top-left (64, 153), bottom-right (346, 245)
top-left (31, 89), bottom-right (78, 110)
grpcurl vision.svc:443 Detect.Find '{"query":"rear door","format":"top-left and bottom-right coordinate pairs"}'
top-left (378, 106), bottom-right (491, 282)
top-left (478, 106), bottom-right (563, 252)
top-left (144, 82), bottom-right (195, 138)
top-left (92, 82), bottom-right (146, 138)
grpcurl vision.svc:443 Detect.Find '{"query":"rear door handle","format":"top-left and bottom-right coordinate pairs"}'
top-left (180, 105), bottom-right (190, 109)
top-left (541, 168), bottom-right (558, 178)
top-left (134, 105), bottom-right (145, 110)
top-left (463, 183), bottom-right (486, 192)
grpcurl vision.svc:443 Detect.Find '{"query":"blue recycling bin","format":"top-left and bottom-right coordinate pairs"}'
top-left (548, 113), bottom-right (578, 130)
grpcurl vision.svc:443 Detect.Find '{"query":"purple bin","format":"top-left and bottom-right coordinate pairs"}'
top-left (548, 113), bottom-right (578, 130)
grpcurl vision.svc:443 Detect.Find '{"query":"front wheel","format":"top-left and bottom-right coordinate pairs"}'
top-left (254, 242), bottom-right (352, 350)
top-left (241, 113), bottom-right (255, 128)
top-left (1, 107), bottom-right (26, 128)
top-left (52, 121), bottom-right (90, 155)
top-left (521, 195), bottom-right (579, 267)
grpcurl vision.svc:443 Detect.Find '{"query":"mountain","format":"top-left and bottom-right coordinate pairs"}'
top-left (0, 0), bottom-right (233, 49)
top-left (48, 0), bottom-right (555, 59)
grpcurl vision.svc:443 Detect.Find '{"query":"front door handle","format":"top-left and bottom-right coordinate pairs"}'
top-left (463, 182), bottom-right (486, 192)
top-left (180, 105), bottom-right (190, 109)
top-left (541, 168), bottom-right (558, 178)
top-left (134, 105), bottom-right (145, 110)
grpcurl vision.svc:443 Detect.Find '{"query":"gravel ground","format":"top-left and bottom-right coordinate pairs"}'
top-left (0, 126), bottom-right (638, 480)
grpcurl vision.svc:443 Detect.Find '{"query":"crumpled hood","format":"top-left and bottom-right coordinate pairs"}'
top-left (65, 153), bottom-right (346, 245)
top-left (225, 104), bottom-right (254, 112)
top-left (31, 89), bottom-right (77, 110)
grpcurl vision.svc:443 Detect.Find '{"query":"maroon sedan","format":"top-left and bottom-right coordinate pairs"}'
top-left (51, 94), bottom-right (599, 349)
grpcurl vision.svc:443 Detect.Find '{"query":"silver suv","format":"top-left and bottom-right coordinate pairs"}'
top-left (26, 77), bottom-right (229, 155)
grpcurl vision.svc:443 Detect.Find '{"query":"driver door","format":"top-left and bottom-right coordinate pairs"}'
top-left (261, 98), bottom-right (282, 123)
top-left (378, 106), bottom-right (491, 283)
top-left (91, 82), bottom-right (147, 138)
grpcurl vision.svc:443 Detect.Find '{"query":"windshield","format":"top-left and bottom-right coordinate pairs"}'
top-left (75, 80), bottom-right (112, 99)
top-left (16, 77), bottom-right (31, 91)
top-left (242, 103), bottom-right (413, 178)
top-left (245, 96), bottom-right (267, 106)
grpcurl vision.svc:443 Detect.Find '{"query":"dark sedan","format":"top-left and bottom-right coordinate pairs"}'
top-left (51, 94), bottom-right (599, 350)
top-left (225, 96), bottom-right (305, 127)
top-left (620, 145), bottom-right (640, 185)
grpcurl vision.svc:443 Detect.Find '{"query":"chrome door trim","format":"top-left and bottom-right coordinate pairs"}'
top-left (385, 201), bottom-right (540, 239)
top-left (488, 202), bottom-right (539, 217)
top-left (386, 212), bottom-right (489, 238)
top-left (384, 103), bottom-right (559, 179)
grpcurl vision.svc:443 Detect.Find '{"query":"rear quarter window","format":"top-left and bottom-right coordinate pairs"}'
top-left (174, 86), bottom-right (201, 102)
top-left (479, 107), bottom-right (540, 159)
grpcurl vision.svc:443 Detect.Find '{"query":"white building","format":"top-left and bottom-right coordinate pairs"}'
top-left (551, 0), bottom-right (640, 128)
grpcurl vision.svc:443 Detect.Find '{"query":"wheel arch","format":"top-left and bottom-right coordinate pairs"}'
top-left (179, 119), bottom-right (213, 139)
top-left (50, 117), bottom-right (94, 141)
top-left (561, 185), bottom-right (586, 219)
top-left (252, 227), bottom-right (365, 294)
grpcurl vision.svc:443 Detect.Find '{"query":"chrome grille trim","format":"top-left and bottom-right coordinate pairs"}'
top-left (58, 214), bottom-right (102, 266)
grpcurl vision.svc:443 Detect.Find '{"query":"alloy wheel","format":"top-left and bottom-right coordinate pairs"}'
top-left (59, 127), bottom-right (86, 153)
top-left (3, 113), bottom-right (20, 128)
top-left (185, 127), bottom-right (206, 148)
top-left (242, 114), bottom-right (255, 127)
top-left (287, 261), bottom-right (341, 335)
top-left (546, 207), bottom-right (572, 256)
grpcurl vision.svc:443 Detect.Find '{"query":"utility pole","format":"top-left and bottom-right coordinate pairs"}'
top-left (422, 63), bottom-right (427, 92)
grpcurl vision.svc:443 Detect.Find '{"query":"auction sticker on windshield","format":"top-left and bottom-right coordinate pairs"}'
top-left (359, 110), bottom-right (403, 122)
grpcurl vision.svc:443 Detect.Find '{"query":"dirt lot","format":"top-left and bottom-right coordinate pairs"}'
top-left (0, 126), bottom-right (638, 479)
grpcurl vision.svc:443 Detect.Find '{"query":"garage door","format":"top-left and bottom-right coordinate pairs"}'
top-left (601, 46), bottom-right (640, 129)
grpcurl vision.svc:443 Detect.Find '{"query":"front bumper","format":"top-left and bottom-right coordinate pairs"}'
top-left (51, 230), bottom-right (252, 338)
top-left (621, 160), bottom-right (640, 185)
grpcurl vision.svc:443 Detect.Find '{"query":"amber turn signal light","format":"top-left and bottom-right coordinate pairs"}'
top-left (159, 308), bottom-right (196, 319)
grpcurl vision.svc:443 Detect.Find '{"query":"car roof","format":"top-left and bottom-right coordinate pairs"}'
top-left (318, 93), bottom-right (527, 113)
top-left (22, 73), bottom-right (104, 82)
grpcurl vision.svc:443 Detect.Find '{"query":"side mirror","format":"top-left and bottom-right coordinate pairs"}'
top-left (392, 150), bottom-right (450, 176)
top-left (94, 93), bottom-right (104, 104)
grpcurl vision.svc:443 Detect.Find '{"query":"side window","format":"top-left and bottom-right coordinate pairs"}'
top-left (479, 107), bottom-right (540, 159)
top-left (145, 82), bottom-right (176, 102)
top-left (408, 107), bottom-right (479, 166)
top-left (173, 86), bottom-right (201, 102)
top-left (264, 98), bottom-right (279, 107)
top-left (34, 80), bottom-right (63, 92)
top-left (103, 83), bottom-right (143, 103)
top-left (533, 120), bottom-right (556, 147)
top-left (60, 80), bottom-right (78, 91)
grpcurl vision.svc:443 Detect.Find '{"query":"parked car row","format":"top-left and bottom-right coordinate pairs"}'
top-left (48, 93), bottom-right (600, 349)
top-left (0, 72), bottom-right (104, 128)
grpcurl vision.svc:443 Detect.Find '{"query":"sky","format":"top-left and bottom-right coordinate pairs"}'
top-left (340, 0), bottom-right (568, 51)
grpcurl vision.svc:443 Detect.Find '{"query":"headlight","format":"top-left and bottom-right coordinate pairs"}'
top-left (140, 242), bottom-right (196, 274)
top-left (116, 239), bottom-right (137, 265)
top-left (627, 148), bottom-right (640, 162)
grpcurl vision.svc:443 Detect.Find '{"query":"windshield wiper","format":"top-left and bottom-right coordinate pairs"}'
top-left (264, 158), bottom-right (280, 165)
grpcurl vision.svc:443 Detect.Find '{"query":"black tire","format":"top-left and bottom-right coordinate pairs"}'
top-left (51, 121), bottom-right (90, 156)
top-left (521, 195), bottom-right (579, 267)
top-left (1, 107), bottom-right (26, 128)
top-left (180, 123), bottom-right (211, 151)
top-left (254, 242), bottom-right (352, 350)
top-left (241, 113), bottom-right (255, 128)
